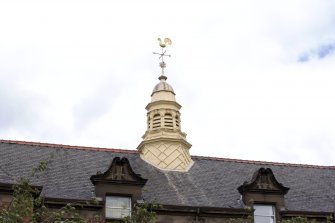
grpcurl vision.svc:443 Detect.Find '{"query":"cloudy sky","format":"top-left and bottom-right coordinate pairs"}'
top-left (1, 0), bottom-right (335, 165)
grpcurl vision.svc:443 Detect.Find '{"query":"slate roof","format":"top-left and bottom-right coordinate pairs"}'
top-left (1, 140), bottom-right (335, 213)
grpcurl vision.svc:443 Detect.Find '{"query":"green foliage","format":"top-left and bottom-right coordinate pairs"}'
top-left (0, 157), bottom-right (103, 223)
top-left (39, 203), bottom-right (88, 223)
top-left (0, 157), bottom-right (158, 223)
top-left (0, 156), bottom-right (52, 223)
top-left (281, 217), bottom-right (315, 223)
top-left (0, 177), bottom-right (34, 223)
top-left (226, 207), bottom-right (253, 223)
top-left (281, 216), bottom-right (334, 223)
top-left (123, 202), bottom-right (159, 223)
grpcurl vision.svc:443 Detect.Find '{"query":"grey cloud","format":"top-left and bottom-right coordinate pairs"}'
top-left (72, 76), bottom-right (122, 130)
top-left (298, 42), bottom-right (335, 62)
top-left (317, 44), bottom-right (335, 58)
top-left (298, 53), bottom-right (309, 62)
top-left (0, 87), bottom-right (45, 131)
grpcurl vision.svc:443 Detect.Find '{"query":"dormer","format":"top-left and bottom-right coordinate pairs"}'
top-left (238, 168), bottom-right (290, 223)
top-left (90, 157), bottom-right (147, 220)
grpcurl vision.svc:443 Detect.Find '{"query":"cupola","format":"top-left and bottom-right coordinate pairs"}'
top-left (137, 38), bottom-right (193, 171)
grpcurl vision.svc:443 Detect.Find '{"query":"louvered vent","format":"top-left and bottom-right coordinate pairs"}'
top-left (164, 113), bottom-right (174, 129)
top-left (152, 114), bottom-right (161, 130)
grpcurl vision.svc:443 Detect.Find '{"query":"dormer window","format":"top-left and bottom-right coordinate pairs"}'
top-left (90, 157), bottom-right (147, 221)
top-left (254, 205), bottom-right (275, 223)
top-left (106, 196), bottom-right (131, 219)
top-left (237, 168), bottom-right (289, 214)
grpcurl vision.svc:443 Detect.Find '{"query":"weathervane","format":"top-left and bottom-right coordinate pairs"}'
top-left (153, 38), bottom-right (172, 78)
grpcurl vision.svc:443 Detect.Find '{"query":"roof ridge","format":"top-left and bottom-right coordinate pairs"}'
top-left (0, 139), bottom-right (138, 154)
top-left (1, 139), bottom-right (334, 169)
top-left (191, 155), bottom-right (335, 170)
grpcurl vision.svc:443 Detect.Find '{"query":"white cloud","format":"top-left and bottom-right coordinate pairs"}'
top-left (0, 0), bottom-right (335, 165)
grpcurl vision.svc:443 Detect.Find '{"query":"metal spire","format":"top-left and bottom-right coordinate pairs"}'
top-left (153, 38), bottom-right (172, 80)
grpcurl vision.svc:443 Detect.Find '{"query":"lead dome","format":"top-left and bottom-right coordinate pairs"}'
top-left (151, 75), bottom-right (175, 95)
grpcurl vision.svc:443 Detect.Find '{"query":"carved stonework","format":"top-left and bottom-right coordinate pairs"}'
top-left (255, 170), bottom-right (277, 190)
top-left (238, 168), bottom-right (289, 194)
top-left (237, 168), bottom-right (289, 208)
top-left (91, 157), bottom-right (147, 205)
top-left (90, 157), bottom-right (147, 186)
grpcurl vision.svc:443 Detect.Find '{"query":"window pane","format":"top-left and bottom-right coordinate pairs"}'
top-left (255, 216), bottom-right (274, 223)
top-left (106, 196), bottom-right (131, 219)
top-left (106, 209), bottom-right (120, 219)
top-left (254, 205), bottom-right (274, 216)
top-left (254, 205), bottom-right (275, 223)
top-left (106, 208), bottom-right (130, 219)
top-left (106, 196), bottom-right (130, 208)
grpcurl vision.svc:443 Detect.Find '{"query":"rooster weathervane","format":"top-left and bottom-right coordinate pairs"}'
top-left (153, 38), bottom-right (172, 77)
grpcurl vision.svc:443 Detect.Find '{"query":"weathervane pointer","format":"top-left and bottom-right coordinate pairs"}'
top-left (153, 38), bottom-right (172, 78)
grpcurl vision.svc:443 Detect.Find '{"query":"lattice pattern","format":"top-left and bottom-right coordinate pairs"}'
top-left (141, 142), bottom-right (192, 171)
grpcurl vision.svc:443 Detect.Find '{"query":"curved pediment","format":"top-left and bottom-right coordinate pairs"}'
top-left (238, 168), bottom-right (289, 195)
top-left (90, 157), bottom-right (147, 186)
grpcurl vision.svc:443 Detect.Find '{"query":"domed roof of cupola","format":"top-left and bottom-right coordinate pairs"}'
top-left (152, 75), bottom-right (175, 96)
